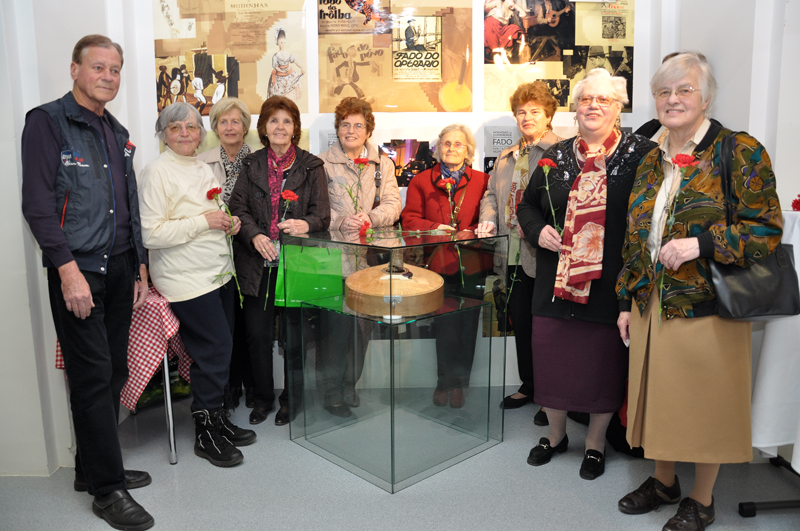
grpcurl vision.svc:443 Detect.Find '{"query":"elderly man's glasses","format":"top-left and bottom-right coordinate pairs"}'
top-left (575, 95), bottom-right (617, 107)
top-left (339, 122), bottom-right (366, 132)
top-left (443, 141), bottom-right (466, 150)
top-left (654, 86), bottom-right (699, 100)
top-left (167, 123), bottom-right (200, 133)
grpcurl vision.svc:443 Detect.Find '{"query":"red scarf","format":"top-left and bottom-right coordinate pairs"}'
top-left (267, 145), bottom-right (296, 239)
top-left (553, 129), bottom-right (620, 303)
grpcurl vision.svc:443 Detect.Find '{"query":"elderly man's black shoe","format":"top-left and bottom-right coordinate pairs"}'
top-left (92, 489), bottom-right (154, 531)
top-left (527, 435), bottom-right (568, 466)
top-left (75, 470), bottom-right (152, 492)
top-left (618, 475), bottom-right (682, 514)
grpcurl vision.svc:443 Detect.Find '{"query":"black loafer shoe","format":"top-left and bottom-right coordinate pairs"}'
top-left (618, 475), bottom-right (682, 515)
top-left (275, 406), bottom-right (291, 426)
top-left (249, 406), bottom-right (271, 425)
top-left (325, 404), bottom-right (352, 418)
top-left (500, 394), bottom-right (532, 409)
top-left (533, 407), bottom-right (549, 426)
top-left (527, 435), bottom-right (568, 466)
top-left (662, 497), bottom-right (715, 531)
top-left (579, 448), bottom-right (605, 480)
top-left (92, 489), bottom-right (154, 531)
top-left (75, 470), bottom-right (152, 492)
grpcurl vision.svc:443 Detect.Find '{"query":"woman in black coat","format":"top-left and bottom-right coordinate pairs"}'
top-left (230, 96), bottom-right (330, 425)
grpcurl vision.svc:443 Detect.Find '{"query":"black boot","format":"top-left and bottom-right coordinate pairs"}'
top-left (219, 412), bottom-right (257, 446)
top-left (192, 409), bottom-right (244, 467)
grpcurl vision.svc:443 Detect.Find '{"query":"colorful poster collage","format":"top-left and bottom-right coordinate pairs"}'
top-left (153, 0), bottom-right (309, 116)
top-left (484, 0), bottom-right (634, 112)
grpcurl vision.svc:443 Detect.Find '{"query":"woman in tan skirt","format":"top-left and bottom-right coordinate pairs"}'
top-left (616, 52), bottom-right (783, 531)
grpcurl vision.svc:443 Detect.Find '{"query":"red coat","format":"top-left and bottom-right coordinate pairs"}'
top-left (401, 164), bottom-right (488, 232)
top-left (401, 164), bottom-right (490, 275)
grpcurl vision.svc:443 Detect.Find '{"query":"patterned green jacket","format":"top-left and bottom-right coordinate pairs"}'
top-left (616, 122), bottom-right (783, 319)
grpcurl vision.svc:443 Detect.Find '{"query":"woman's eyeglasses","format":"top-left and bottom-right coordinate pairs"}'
top-left (653, 86), bottom-right (698, 100)
top-left (339, 123), bottom-right (366, 132)
top-left (575, 95), bottom-right (617, 107)
top-left (442, 141), bottom-right (466, 150)
top-left (167, 123), bottom-right (200, 133)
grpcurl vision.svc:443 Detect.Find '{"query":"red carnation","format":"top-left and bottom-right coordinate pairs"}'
top-left (441, 178), bottom-right (456, 187)
top-left (793, 195), bottom-right (800, 212)
top-left (538, 158), bottom-right (556, 168)
top-left (354, 158), bottom-right (369, 166)
top-left (207, 187), bottom-right (223, 200)
top-left (359, 221), bottom-right (371, 236)
top-left (281, 190), bottom-right (299, 202)
top-left (671, 154), bottom-right (699, 168)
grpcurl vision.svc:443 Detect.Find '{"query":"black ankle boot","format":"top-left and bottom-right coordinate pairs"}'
top-left (192, 408), bottom-right (244, 467)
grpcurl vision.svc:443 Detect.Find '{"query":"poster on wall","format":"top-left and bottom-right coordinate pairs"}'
top-left (153, 0), bottom-right (309, 116)
top-left (318, 1), bottom-right (473, 113)
top-left (483, 0), bottom-right (634, 113)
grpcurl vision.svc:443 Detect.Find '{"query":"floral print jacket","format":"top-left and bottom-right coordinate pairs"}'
top-left (616, 123), bottom-right (783, 319)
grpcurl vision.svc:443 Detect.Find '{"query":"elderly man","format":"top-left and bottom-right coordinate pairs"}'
top-left (21, 35), bottom-right (154, 530)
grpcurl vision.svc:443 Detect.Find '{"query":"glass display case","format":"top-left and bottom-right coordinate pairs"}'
top-left (281, 228), bottom-right (508, 493)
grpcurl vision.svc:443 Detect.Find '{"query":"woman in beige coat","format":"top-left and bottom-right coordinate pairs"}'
top-left (477, 82), bottom-right (561, 421)
top-left (316, 97), bottom-right (401, 417)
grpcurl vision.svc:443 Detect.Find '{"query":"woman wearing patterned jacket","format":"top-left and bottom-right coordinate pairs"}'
top-left (616, 52), bottom-right (783, 531)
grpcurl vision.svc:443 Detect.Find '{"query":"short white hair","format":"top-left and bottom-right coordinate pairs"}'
top-left (650, 51), bottom-right (717, 116)
top-left (573, 68), bottom-right (629, 106)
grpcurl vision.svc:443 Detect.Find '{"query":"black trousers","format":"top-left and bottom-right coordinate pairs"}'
top-left (435, 273), bottom-right (480, 390)
top-left (507, 265), bottom-right (535, 396)
top-left (170, 283), bottom-right (234, 411)
top-left (278, 307), bottom-right (303, 411)
top-left (228, 300), bottom-right (254, 393)
top-left (48, 249), bottom-right (136, 497)
top-left (242, 267), bottom-right (278, 408)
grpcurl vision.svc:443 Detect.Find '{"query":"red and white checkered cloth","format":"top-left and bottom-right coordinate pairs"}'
top-left (56, 286), bottom-right (193, 410)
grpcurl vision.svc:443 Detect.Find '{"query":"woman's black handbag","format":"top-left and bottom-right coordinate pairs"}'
top-left (708, 133), bottom-right (800, 321)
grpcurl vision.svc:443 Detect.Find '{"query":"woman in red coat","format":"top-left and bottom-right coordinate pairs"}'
top-left (401, 123), bottom-right (490, 409)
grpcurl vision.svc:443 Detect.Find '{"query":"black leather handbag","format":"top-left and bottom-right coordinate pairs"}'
top-left (708, 133), bottom-right (800, 321)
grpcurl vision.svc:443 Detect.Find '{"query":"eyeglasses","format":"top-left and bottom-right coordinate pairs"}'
top-left (167, 123), bottom-right (200, 134)
top-left (575, 95), bottom-right (617, 107)
top-left (339, 122), bottom-right (366, 132)
top-left (654, 86), bottom-right (699, 100)
top-left (442, 141), bottom-right (466, 150)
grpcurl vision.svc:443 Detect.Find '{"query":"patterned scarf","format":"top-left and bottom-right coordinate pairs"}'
top-left (505, 136), bottom-right (539, 229)
top-left (439, 161), bottom-right (465, 189)
top-left (267, 144), bottom-right (296, 239)
top-left (553, 129), bottom-right (620, 304)
top-left (220, 143), bottom-right (251, 204)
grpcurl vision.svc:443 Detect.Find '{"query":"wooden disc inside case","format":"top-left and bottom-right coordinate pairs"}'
top-left (345, 263), bottom-right (444, 317)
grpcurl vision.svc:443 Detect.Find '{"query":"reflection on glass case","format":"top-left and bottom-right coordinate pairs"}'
top-left (282, 229), bottom-right (508, 493)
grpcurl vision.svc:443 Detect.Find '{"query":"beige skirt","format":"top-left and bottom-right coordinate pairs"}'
top-left (627, 296), bottom-right (753, 463)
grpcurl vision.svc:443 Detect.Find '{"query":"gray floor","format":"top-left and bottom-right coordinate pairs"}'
top-left (2, 390), bottom-right (800, 530)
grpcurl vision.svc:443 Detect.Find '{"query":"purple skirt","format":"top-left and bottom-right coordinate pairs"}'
top-left (531, 315), bottom-right (628, 414)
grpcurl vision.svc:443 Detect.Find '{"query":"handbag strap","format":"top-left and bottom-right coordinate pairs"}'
top-left (719, 131), bottom-right (745, 226)
top-left (371, 159), bottom-right (382, 211)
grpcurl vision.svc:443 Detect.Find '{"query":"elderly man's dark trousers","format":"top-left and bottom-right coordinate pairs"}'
top-left (47, 249), bottom-right (136, 497)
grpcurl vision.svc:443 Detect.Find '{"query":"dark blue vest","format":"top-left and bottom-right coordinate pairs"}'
top-left (32, 92), bottom-right (145, 273)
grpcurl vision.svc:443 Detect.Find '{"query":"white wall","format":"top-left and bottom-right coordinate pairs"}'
top-left (2, 0), bottom-right (798, 475)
